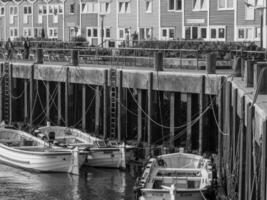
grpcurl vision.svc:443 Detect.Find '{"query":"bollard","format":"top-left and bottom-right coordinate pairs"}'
top-left (206, 53), bottom-right (216, 74)
top-left (254, 62), bottom-right (267, 94)
top-left (72, 50), bottom-right (79, 66)
top-left (154, 51), bottom-right (163, 71)
top-left (232, 56), bottom-right (241, 77)
top-left (36, 48), bottom-right (43, 64)
top-left (244, 60), bottom-right (254, 87)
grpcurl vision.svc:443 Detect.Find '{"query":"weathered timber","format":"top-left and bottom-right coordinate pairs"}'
top-left (57, 82), bottom-right (61, 125)
top-left (24, 79), bottom-right (28, 122)
top-left (170, 92), bottom-right (175, 147)
top-left (199, 76), bottom-right (205, 154)
top-left (46, 81), bottom-right (50, 122)
top-left (147, 72), bottom-right (153, 147)
top-left (82, 84), bottom-right (86, 130)
top-left (186, 93), bottom-right (192, 152)
top-left (137, 89), bottom-right (142, 143)
top-left (103, 69), bottom-right (108, 138)
top-left (65, 67), bottom-right (69, 127)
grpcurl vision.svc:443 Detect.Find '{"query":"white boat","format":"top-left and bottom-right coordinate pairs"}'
top-left (37, 126), bottom-right (129, 169)
top-left (0, 128), bottom-right (87, 175)
top-left (135, 152), bottom-right (212, 200)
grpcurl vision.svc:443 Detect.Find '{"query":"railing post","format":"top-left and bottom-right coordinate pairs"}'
top-left (36, 48), bottom-right (43, 64)
top-left (254, 62), bottom-right (267, 94)
top-left (72, 49), bottom-right (79, 66)
top-left (154, 51), bottom-right (163, 71)
top-left (206, 53), bottom-right (216, 74)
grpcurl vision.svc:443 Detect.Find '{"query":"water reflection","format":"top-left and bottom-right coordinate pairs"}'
top-left (0, 164), bottom-right (136, 200)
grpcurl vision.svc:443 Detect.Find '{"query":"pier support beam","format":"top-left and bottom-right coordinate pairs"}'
top-left (199, 76), bottom-right (205, 154)
top-left (137, 89), bottom-right (143, 143)
top-left (8, 64), bottom-right (12, 125)
top-left (82, 84), bottom-right (86, 130)
top-left (0, 64), bottom-right (2, 122)
top-left (46, 81), bottom-right (50, 122)
top-left (29, 64), bottom-right (34, 126)
top-left (103, 70), bottom-right (108, 138)
top-left (186, 93), bottom-right (192, 152)
top-left (95, 86), bottom-right (101, 135)
top-left (261, 120), bottom-right (267, 200)
top-left (118, 70), bottom-right (123, 141)
top-left (147, 72), bottom-right (153, 148)
top-left (218, 77), bottom-right (224, 177)
top-left (24, 79), bottom-right (28, 122)
top-left (65, 67), bottom-right (69, 127)
top-left (170, 92), bottom-right (175, 147)
top-left (57, 82), bottom-right (61, 125)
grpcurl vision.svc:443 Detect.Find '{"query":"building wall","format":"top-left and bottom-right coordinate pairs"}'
top-left (102, 0), bottom-right (116, 42)
top-left (64, 0), bottom-right (80, 41)
top-left (0, 1), bottom-right (6, 40)
top-left (5, 1), bottom-right (20, 40)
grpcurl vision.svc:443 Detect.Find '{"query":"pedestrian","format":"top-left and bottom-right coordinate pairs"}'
top-left (23, 38), bottom-right (30, 60)
top-left (5, 38), bottom-right (13, 60)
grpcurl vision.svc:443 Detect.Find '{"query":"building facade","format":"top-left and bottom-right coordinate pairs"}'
top-left (1, 0), bottom-right (267, 48)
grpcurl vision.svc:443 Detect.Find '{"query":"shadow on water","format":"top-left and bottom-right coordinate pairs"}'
top-left (0, 164), bottom-right (136, 200)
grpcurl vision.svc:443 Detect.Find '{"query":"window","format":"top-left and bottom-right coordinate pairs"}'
top-left (10, 27), bottom-right (18, 39)
top-left (184, 26), bottom-right (207, 39)
top-left (118, 1), bottom-right (131, 13)
top-left (161, 28), bottom-right (175, 40)
top-left (23, 6), bottom-right (32, 24)
top-left (193, 0), bottom-right (207, 11)
top-left (9, 6), bottom-right (18, 24)
top-left (139, 28), bottom-right (152, 40)
top-left (218, 0), bottom-right (233, 9)
top-left (210, 26), bottom-right (225, 41)
top-left (82, 2), bottom-right (98, 13)
top-left (119, 29), bottom-right (124, 39)
top-left (237, 27), bottom-right (260, 41)
top-left (70, 3), bottom-right (75, 14)
top-left (87, 27), bottom-right (98, 38)
top-left (0, 7), bottom-right (4, 16)
top-left (245, 0), bottom-right (254, 20)
top-left (34, 28), bottom-right (43, 38)
top-left (168, 0), bottom-right (182, 11)
top-left (105, 28), bottom-right (111, 38)
top-left (48, 28), bottom-right (58, 38)
top-left (256, 0), bottom-right (264, 6)
top-left (59, 4), bottom-right (63, 14)
top-left (145, 1), bottom-right (152, 13)
top-left (100, 2), bottom-right (110, 13)
top-left (49, 5), bottom-right (53, 14)
top-left (23, 28), bottom-right (33, 37)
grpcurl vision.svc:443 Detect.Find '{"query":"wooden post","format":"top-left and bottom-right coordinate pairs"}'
top-left (118, 70), bottom-right (123, 141)
top-left (103, 69), bottom-right (108, 138)
top-left (95, 86), bottom-right (100, 135)
top-left (261, 120), bottom-right (267, 200)
top-left (254, 62), bottom-right (267, 94)
top-left (29, 64), bottom-right (34, 126)
top-left (218, 77), bottom-right (224, 178)
top-left (46, 81), bottom-right (50, 122)
top-left (199, 76), bottom-right (205, 154)
top-left (57, 82), bottom-right (61, 125)
top-left (8, 63), bottom-right (12, 125)
top-left (232, 88), bottom-right (237, 171)
top-left (0, 64), bottom-right (3, 122)
top-left (24, 79), bottom-right (28, 122)
top-left (206, 53), bottom-right (216, 74)
top-left (65, 67), bottom-right (69, 127)
top-left (244, 60), bottom-right (254, 87)
top-left (82, 84), bottom-right (86, 130)
top-left (147, 72), bottom-right (153, 147)
top-left (186, 93), bottom-right (192, 152)
top-left (233, 56), bottom-right (241, 77)
top-left (137, 89), bottom-right (142, 143)
top-left (170, 92), bottom-right (175, 147)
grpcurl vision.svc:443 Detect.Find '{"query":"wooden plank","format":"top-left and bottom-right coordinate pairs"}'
top-left (103, 69), bottom-right (108, 138)
top-left (186, 93), bottom-right (192, 152)
top-left (24, 79), bottom-right (28, 122)
top-left (199, 76), bottom-right (205, 154)
top-left (29, 64), bottom-right (34, 126)
top-left (82, 84), bottom-right (86, 130)
top-left (238, 96), bottom-right (245, 200)
top-left (65, 67), bottom-right (69, 127)
top-left (118, 70), bottom-right (122, 141)
top-left (147, 72), bottom-right (153, 147)
top-left (95, 86), bottom-right (100, 135)
top-left (46, 81), bottom-right (50, 122)
top-left (137, 89), bottom-right (142, 143)
top-left (57, 82), bottom-right (61, 125)
top-left (170, 92), bottom-right (175, 147)
top-left (261, 120), bottom-right (267, 200)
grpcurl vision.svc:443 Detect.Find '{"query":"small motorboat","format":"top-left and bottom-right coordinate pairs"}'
top-left (0, 128), bottom-right (87, 175)
top-left (37, 126), bottom-right (130, 169)
top-left (135, 152), bottom-right (213, 200)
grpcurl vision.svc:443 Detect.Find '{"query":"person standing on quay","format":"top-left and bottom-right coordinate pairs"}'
top-left (5, 38), bottom-right (13, 61)
top-left (23, 38), bottom-right (30, 60)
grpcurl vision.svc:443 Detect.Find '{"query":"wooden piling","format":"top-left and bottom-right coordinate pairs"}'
top-left (0, 64), bottom-right (3, 122)
top-left (186, 93), bottom-right (192, 152)
top-left (238, 96), bottom-right (245, 200)
top-left (260, 120), bottom-right (267, 200)
top-left (103, 69), bottom-right (108, 138)
top-left (95, 86), bottom-right (101, 135)
top-left (199, 76), bottom-right (205, 154)
top-left (137, 89), bottom-right (142, 143)
top-left (232, 88), bottom-right (237, 171)
top-left (148, 72), bottom-right (153, 147)
top-left (82, 84), bottom-right (86, 130)
top-left (218, 77), bottom-right (224, 177)
top-left (46, 81), bottom-right (50, 121)
top-left (8, 64), bottom-right (12, 125)
top-left (24, 79), bottom-right (28, 122)
top-left (29, 64), bottom-right (34, 126)
top-left (118, 70), bottom-right (123, 141)
top-left (57, 82), bottom-right (61, 125)
top-left (170, 92), bottom-right (175, 147)
top-left (65, 67), bottom-right (69, 127)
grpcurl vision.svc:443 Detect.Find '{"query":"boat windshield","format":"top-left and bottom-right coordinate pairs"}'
top-left (95, 140), bottom-right (107, 148)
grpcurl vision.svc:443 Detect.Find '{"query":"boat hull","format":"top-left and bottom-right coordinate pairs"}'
top-left (0, 144), bottom-right (86, 173)
top-left (84, 149), bottom-right (123, 169)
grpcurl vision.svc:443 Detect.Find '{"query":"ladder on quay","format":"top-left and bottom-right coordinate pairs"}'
top-left (3, 62), bottom-right (10, 124)
top-left (109, 68), bottom-right (117, 139)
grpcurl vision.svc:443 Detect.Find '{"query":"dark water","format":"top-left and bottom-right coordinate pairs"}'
top-left (0, 164), bottom-right (137, 200)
